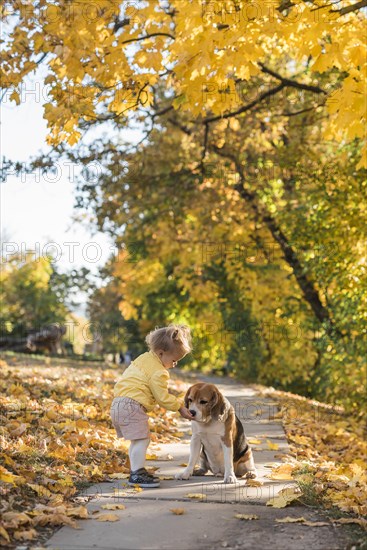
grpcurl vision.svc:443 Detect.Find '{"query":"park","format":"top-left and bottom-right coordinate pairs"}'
top-left (1, 1), bottom-right (366, 549)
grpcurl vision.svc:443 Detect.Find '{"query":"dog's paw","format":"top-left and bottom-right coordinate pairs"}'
top-left (245, 470), bottom-right (257, 479)
top-left (175, 470), bottom-right (192, 480)
top-left (224, 473), bottom-right (237, 484)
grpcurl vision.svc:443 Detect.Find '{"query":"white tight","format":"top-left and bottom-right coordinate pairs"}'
top-left (129, 438), bottom-right (150, 471)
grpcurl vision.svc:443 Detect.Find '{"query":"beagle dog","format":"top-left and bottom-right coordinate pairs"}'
top-left (175, 382), bottom-right (257, 484)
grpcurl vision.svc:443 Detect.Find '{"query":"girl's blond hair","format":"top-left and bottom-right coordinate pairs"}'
top-left (145, 324), bottom-right (192, 355)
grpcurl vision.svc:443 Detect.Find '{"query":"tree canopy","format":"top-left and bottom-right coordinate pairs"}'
top-left (1, 0), bottom-right (366, 166)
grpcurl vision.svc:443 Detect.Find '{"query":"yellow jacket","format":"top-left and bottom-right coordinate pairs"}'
top-left (113, 350), bottom-right (182, 412)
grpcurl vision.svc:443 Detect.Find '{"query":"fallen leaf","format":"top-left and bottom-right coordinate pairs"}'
top-left (276, 517), bottom-right (307, 523)
top-left (95, 513), bottom-right (120, 521)
top-left (13, 528), bottom-right (37, 541)
top-left (146, 454), bottom-right (158, 460)
top-left (248, 438), bottom-right (262, 445)
top-left (234, 514), bottom-right (259, 520)
top-left (0, 466), bottom-right (26, 486)
top-left (185, 493), bottom-right (206, 500)
top-left (333, 518), bottom-right (367, 528)
top-left (267, 439), bottom-right (279, 451)
top-left (267, 464), bottom-right (295, 480)
top-left (32, 513), bottom-right (79, 528)
top-left (0, 526), bottom-right (10, 543)
top-left (179, 463), bottom-right (188, 467)
top-left (109, 473), bottom-right (129, 479)
top-left (101, 504), bottom-right (126, 510)
top-left (266, 487), bottom-right (302, 508)
top-left (66, 505), bottom-right (89, 518)
top-left (2, 511), bottom-right (32, 527)
top-left (28, 483), bottom-right (53, 498)
top-left (170, 508), bottom-right (185, 515)
top-left (131, 485), bottom-right (143, 492)
top-left (245, 479), bottom-right (264, 487)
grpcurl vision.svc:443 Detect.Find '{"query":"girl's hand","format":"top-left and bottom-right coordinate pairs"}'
top-left (178, 406), bottom-right (195, 420)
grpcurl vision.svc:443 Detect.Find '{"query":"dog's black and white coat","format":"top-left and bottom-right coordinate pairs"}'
top-left (175, 382), bottom-right (257, 483)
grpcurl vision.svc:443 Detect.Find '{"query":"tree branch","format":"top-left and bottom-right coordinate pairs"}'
top-left (258, 63), bottom-right (327, 94)
top-left (333, 0), bottom-right (367, 15)
top-left (120, 32), bottom-right (175, 45)
top-left (203, 83), bottom-right (285, 123)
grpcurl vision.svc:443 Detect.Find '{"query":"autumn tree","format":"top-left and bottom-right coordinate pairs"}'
top-left (1, 0), bottom-right (366, 166)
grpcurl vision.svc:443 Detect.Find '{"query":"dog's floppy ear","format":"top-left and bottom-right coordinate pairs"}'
top-left (210, 388), bottom-right (226, 420)
top-left (184, 387), bottom-right (191, 408)
top-left (183, 383), bottom-right (201, 408)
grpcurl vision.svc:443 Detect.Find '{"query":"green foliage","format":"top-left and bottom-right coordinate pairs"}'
top-left (0, 253), bottom-right (68, 337)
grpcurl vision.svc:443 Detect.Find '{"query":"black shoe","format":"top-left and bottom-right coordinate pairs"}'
top-left (140, 467), bottom-right (160, 482)
top-left (128, 468), bottom-right (160, 488)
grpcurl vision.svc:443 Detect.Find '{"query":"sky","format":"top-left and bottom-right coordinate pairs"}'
top-left (1, 72), bottom-right (143, 317)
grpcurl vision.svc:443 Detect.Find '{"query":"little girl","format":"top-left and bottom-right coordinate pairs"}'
top-left (110, 324), bottom-right (194, 488)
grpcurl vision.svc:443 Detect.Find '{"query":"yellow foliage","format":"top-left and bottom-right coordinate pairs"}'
top-left (1, 0), bottom-right (365, 166)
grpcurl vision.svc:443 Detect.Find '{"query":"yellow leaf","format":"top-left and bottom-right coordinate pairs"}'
top-left (245, 479), bottom-right (263, 487)
top-left (101, 504), bottom-right (126, 510)
top-left (96, 513), bottom-right (120, 521)
top-left (109, 473), bottom-right (129, 479)
top-left (266, 487), bottom-right (302, 508)
top-left (0, 526), bottom-right (10, 543)
top-left (248, 438), bottom-right (262, 445)
top-left (28, 483), bottom-right (53, 498)
top-left (311, 53), bottom-right (333, 73)
top-left (267, 464), bottom-right (295, 480)
top-left (266, 439), bottom-right (279, 450)
top-left (185, 493), bottom-right (206, 500)
top-left (32, 512), bottom-right (78, 528)
top-left (276, 517), bottom-right (307, 523)
top-left (13, 528), bottom-right (37, 541)
top-left (0, 466), bottom-right (26, 486)
top-left (146, 454), bottom-right (158, 460)
top-left (10, 90), bottom-right (20, 105)
top-left (131, 485), bottom-right (143, 492)
top-left (2, 512), bottom-right (32, 527)
top-left (234, 514), bottom-right (259, 520)
top-left (170, 508), bottom-right (185, 515)
top-left (66, 506), bottom-right (89, 518)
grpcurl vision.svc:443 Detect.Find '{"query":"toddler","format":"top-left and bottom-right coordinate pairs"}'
top-left (110, 324), bottom-right (194, 488)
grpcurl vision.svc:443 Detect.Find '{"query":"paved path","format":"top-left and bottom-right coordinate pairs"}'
top-left (44, 373), bottom-right (350, 550)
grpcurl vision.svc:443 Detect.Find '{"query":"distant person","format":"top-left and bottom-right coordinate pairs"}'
top-left (124, 350), bottom-right (132, 366)
top-left (109, 325), bottom-right (194, 488)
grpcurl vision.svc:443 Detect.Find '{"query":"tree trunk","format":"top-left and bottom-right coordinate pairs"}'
top-left (212, 145), bottom-right (341, 339)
